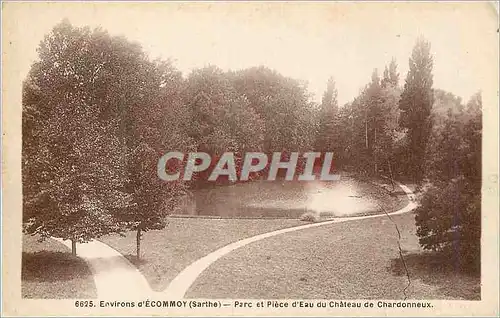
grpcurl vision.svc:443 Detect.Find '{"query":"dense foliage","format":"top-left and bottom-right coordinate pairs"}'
top-left (415, 93), bottom-right (482, 271)
top-left (23, 20), bottom-right (482, 266)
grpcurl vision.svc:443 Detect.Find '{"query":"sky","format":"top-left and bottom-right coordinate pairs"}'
top-left (4, 2), bottom-right (498, 106)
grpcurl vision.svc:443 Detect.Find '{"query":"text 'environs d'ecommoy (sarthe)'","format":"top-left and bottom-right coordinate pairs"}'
top-left (81, 300), bottom-right (433, 309)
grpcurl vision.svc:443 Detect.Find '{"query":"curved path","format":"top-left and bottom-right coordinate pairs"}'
top-left (163, 181), bottom-right (417, 298)
top-left (54, 180), bottom-right (416, 299)
top-left (53, 237), bottom-right (154, 298)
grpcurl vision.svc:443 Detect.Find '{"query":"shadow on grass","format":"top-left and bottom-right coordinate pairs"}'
top-left (388, 190), bottom-right (410, 197)
top-left (193, 205), bottom-right (308, 218)
top-left (174, 205), bottom-right (390, 220)
top-left (123, 254), bottom-right (148, 266)
top-left (389, 251), bottom-right (481, 300)
top-left (63, 254), bottom-right (147, 273)
top-left (22, 251), bottom-right (93, 282)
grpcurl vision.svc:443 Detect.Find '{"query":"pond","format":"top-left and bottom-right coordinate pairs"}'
top-left (173, 176), bottom-right (384, 219)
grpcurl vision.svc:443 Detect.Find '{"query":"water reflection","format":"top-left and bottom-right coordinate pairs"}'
top-left (304, 179), bottom-right (378, 217)
top-left (176, 177), bottom-right (377, 219)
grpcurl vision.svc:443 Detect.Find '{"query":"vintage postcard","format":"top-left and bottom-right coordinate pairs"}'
top-left (2, 1), bottom-right (499, 317)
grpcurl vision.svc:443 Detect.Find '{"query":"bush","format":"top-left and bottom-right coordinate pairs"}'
top-left (300, 211), bottom-right (319, 223)
top-left (414, 177), bottom-right (480, 273)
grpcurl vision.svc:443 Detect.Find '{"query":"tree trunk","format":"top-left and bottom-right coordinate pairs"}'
top-left (71, 239), bottom-right (77, 256)
top-left (136, 228), bottom-right (141, 261)
top-left (374, 127), bottom-right (378, 174)
top-left (387, 158), bottom-right (395, 192)
top-left (365, 118), bottom-right (368, 149)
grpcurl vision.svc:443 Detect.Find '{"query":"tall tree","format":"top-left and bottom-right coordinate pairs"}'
top-left (321, 77), bottom-right (339, 114)
top-left (22, 20), bottom-right (132, 254)
top-left (23, 20), bottom-right (194, 259)
top-left (363, 68), bottom-right (396, 175)
top-left (414, 93), bottom-right (482, 271)
top-left (399, 38), bottom-right (434, 185)
top-left (462, 92), bottom-right (482, 188)
top-left (184, 66), bottom-right (264, 185)
top-left (377, 61), bottom-right (403, 180)
top-left (316, 77), bottom-right (340, 156)
top-left (332, 63), bottom-right (401, 177)
top-left (231, 66), bottom-right (316, 155)
top-left (117, 59), bottom-right (195, 260)
top-left (382, 58), bottom-right (399, 88)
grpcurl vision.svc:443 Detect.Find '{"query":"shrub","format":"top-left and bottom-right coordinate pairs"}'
top-left (300, 211), bottom-right (319, 223)
top-left (414, 177), bottom-right (480, 272)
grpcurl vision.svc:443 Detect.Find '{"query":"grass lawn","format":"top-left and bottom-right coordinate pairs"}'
top-left (22, 235), bottom-right (97, 299)
top-left (99, 218), bottom-right (303, 291)
top-left (99, 177), bottom-right (411, 293)
top-left (22, 177), bottom-right (477, 300)
top-left (186, 212), bottom-right (480, 300)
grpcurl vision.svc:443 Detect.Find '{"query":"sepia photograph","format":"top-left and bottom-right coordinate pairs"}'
top-left (2, 1), bottom-right (499, 316)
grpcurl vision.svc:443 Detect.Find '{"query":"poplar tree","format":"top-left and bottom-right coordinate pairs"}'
top-left (316, 77), bottom-right (340, 155)
top-left (399, 38), bottom-right (434, 185)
